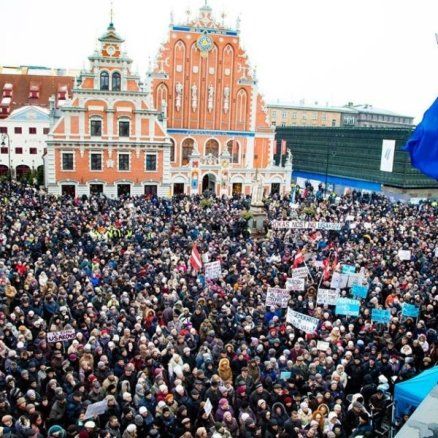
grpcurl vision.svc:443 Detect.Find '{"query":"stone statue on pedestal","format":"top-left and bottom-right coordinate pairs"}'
top-left (251, 170), bottom-right (264, 206)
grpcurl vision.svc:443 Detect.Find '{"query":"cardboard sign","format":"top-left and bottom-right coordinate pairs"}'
top-left (286, 277), bottom-right (305, 292)
top-left (317, 288), bottom-right (339, 306)
top-left (286, 309), bottom-right (319, 333)
top-left (398, 250), bottom-right (411, 261)
top-left (335, 298), bottom-right (360, 316)
top-left (272, 220), bottom-right (343, 231)
top-left (402, 303), bottom-right (419, 318)
top-left (204, 261), bottom-right (222, 280)
top-left (317, 340), bottom-right (330, 351)
top-left (266, 288), bottom-right (290, 308)
top-left (351, 284), bottom-right (368, 299)
top-left (47, 329), bottom-right (76, 343)
top-left (371, 309), bottom-right (391, 324)
top-left (292, 267), bottom-right (309, 279)
top-left (84, 399), bottom-right (108, 420)
top-left (347, 273), bottom-right (365, 288)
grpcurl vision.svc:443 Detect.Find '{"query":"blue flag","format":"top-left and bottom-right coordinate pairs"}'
top-left (403, 98), bottom-right (438, 179)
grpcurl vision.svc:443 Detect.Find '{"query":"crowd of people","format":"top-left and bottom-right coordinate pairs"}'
top-left (0, 181), bottom-right (436, 438)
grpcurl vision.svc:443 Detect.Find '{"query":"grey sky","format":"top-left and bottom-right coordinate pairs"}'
top-left (2, 0), bottom-right (437, 121)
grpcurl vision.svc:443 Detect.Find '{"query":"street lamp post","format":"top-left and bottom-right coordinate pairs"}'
top-left (1, 133), bottom-right (11, 194)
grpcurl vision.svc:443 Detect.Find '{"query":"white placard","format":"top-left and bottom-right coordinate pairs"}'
top-left (204, 398), bottom-right (213, 416)
top-left (292, 267), bottom-right (309, 278)
top-left (317, 340), bottom-right (330, 351)
top-left (286, 309), bottom-right (319, 333)
top-left (330, 272), bottom-right (349, 290)
top-left (47, 329), bottom-right (76, 343)
top-left (364, 222), bottom-right (372, 229)
top-left (204, 261), bottom-right (222, 280)
top-left (272, 220), bottom-right (343, 231)
top-left (346, 215), bottom-right (355, 221)
top-left (380, 139), bottom-right (396, 172)
top-left (398, 250), bottom-right (411, 261)
top-left (266, 288), bottom-right (290, 308)
top-left (317, 288), bottom-right (339, 305)
top-left (347, 273), bottom-right (365, 288)
top-left (286, 277), bottom-right (305, 291)
top-left (84, 399), bottom-right (108, 420)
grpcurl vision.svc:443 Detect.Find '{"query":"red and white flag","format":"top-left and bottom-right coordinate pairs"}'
top-left (190, 244), bottom-right (203, 272)
top-left (292, 250), bottom-right (305, 269)
top-left (323, 253), bottom-right (339, 280)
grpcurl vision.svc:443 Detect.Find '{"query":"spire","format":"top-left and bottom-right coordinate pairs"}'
top-left (109, 0), bottom-right (114, 27)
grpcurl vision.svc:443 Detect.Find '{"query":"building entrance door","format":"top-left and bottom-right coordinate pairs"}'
top-left (117, 184), bottom-right (131, 197)
top-left (202, 174), bottom-right (216, 194)
top-left (173, 183), bottom-right (184, 195)
top-left (271, 183), bottom-right (280, 195)
top-left (144, 185), bottom-right (157, 197)
top-left (90, 184), bottom-right (104, 196)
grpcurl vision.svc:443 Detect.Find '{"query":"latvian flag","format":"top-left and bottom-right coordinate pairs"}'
top-left (293, 250), bottom-right (305, 268)
top-left (190, 244), bottom-right (203, 272)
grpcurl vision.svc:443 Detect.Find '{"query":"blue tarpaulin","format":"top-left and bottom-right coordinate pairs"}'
top-left (394, 366), bottom-right (438, 418)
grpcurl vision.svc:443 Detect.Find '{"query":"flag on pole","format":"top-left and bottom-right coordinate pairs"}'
top-left (190, 244), bottom-right (203, 271)
top-left (403, 98), bottom-right (438, 180)
top-left (323, 252), bottom-right (338, 281)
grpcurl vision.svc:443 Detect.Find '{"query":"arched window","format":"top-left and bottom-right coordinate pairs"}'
top-left (169, 138), bottom-right (175, 163)
top-left (181, 138), bottom-right (194, 166)
top-left (112, 72), bottom-right (121, 91)
top-left (205, 139), bottom-right (219, 158)
top-left (227, 139), bottom-right (240, 163)
top-left (100, 71), bottom-right (109, 91)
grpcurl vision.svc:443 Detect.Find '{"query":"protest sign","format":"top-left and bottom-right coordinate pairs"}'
top-left (402, 303), bottom-right (420, 318)
top-left (292, 267), bottom-right (309, 278)
top-left (342, 265), bottom-right (356, 274)
top-left (371, 309), bottom-right (391, 324)
top-left (266, 288), bottom-right (290, 308)
top-left (316, 288), bottom-right (339, 306)
top-left (204, 261), bottom-right (222, 280)
top-left (347, 273), bottom-right (365, 288)
top-left (280, 371), bottom-right (292, 380)
top-left (286, 277), bottom-right (305, 292)
top-left (272, 220), bottom-right (343, 231)
top-left (398, 250), bottom-right (411, 261)
top-left (364, 222), bottom-right (372, 229)
top-left (330, 272), bottom-right (348, 290)
top-left (286, 309), bottom-right (319, 333)
top-left (335, 298), bottom-right (360, 316)
top-left (204, 398), bottom-right (213, 416)
top-left (47, 329), bottom-right (76, 343)
top-left (351, 284), bottom-right (368, 299)
top-left (317, 340), bottom-right (330, 351)
top-left (84, 399), bottom-right (108, 420)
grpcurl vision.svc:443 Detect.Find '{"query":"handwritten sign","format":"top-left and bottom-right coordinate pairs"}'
top-left (204, 261), bottom-right (222, 280)
top-left (317, 340), bottom-right (330, 351)
top-left (402, 303), bottom-right (419, 318)
top-left (371, 309), bottom-right (391, 324)
top-left (351, 284), bottom-right (368, 299)
top-left (330, 272), bottom-right (349, 290)
top-left (398, 250), bottom-right (411, 261)
top-left (272, 220), bottom-right (343, 231)
top-left (286, 277), bottom-right (305, 292)
top-left (292, 267), bottom-right (309, 278)
top-left (204, 398), bottom-right (213, 416)
top-left (266, 288), bottom-right (290, 308)
top-left (347, 273), bottom-right (366, 288)
top-left (335, 298), bottom-right (360, 317)
top-left (47, 329), bottom-right (76, 343)
top-left (286, 309), bottom-right (319, 333)
top-left (84, 399), bottom-right (108, 420)
top-left (317, 288), bottom-right (339, 306)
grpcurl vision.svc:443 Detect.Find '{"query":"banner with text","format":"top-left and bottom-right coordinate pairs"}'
top-left (335, 298), bottom-right (360, 316)
top-left (351, 284), bottom-right (369, 299)
top-left (371, 309), bottom-right (391, 323)
top-left (204, 261), bottom-right (222, 280)
top-left (317, 288), bottom-right (340, 305)
top-left (272, 220), bottom-right (343, 231)
top-left (402, 303), bottom-right (419, 318)
top-left (47, 329), bottom-right (76, 343)
top-left (292, 267), bottom-right (309, 278)
top-left (286, 277), bottom-right (305, 291)
top-left (286, 309), bottom-right (319, 333)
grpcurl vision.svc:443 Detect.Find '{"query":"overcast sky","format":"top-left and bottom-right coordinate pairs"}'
top-left (2, 0), bottom-right (438, 121)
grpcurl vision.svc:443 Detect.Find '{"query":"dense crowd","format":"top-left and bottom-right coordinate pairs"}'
top-left (0, 181), bottom-right (436, 438)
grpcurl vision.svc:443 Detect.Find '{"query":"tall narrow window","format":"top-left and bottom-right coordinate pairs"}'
top-left (119, 120), bottom-right (130, 137)
top-left (90, 153), bottom-right (102, 171)
top-left (118, 153), bottom-right (130, 171)
top-left (169, 139), bottom-right (175, 162)
top-left (181, 138), bottom-right (194, 166)
top-left (90, 120), bottom-right (102, 136)
top-left (227, 139), bottom-right (239, 164)
top-left (146, 154), bottom-right (157, 171)
top-left (62, 152), bottom-right (74, 170)
top-left (100, 71), bottom-right (109, 91)
top-left (205, 139), bottom-right (219, 157)
top-left (112, 72), bottom-right (121, 91)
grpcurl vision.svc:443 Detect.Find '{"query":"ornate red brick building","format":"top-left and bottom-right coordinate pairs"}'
top-left (147, 3), bottom-right (291, 196)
